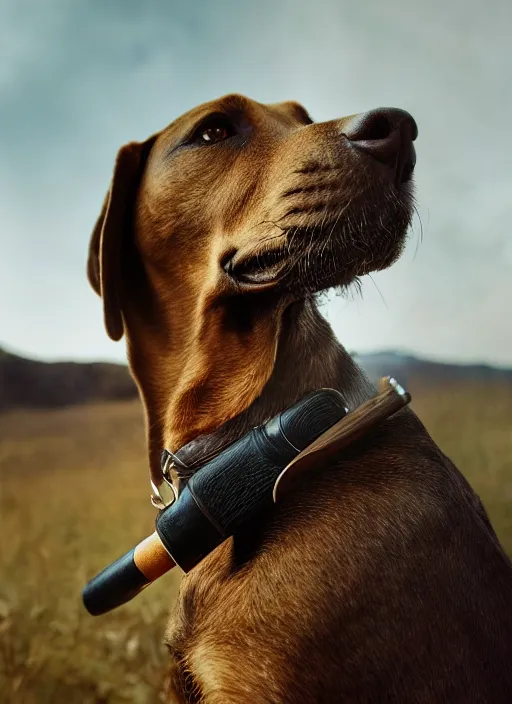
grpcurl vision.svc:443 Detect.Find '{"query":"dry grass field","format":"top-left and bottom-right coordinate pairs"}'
top-left (1, 379), bottom-right (511, 703)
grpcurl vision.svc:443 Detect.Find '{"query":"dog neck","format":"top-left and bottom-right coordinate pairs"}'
top-left (126, 292), bottom-right (374, 484)
top-left (172, 297), bottom-right (374, 471)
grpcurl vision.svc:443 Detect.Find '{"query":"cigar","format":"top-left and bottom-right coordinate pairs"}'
top-left (82, 532), bottom-right (175, 615)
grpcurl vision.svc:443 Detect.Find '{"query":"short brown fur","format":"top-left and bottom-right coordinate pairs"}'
top-left (88, 94), bottom-right (512, 702)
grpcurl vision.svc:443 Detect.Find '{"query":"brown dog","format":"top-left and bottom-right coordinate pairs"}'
top-left (88, 94), bottom-right (512, 703)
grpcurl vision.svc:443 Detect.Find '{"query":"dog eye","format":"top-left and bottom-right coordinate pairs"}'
top-left (193, 116), bottom-right (236, 145)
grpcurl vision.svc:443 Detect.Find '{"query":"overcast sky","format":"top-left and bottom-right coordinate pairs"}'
top-left (1, 0), bottom-right (511, 366)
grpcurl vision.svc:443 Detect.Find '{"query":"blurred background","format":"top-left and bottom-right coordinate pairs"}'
top-left (1, 0), bottom-right (511, 702)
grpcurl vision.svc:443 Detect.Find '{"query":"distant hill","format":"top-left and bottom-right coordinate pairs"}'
top-left (0, 348), bottom-right (137, 411)
top-left (354, 350), bottom-right (512, 387)
top-left (1, 347), bottom-right (511, 412)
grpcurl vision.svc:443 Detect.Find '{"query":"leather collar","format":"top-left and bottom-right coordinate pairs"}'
top-left (151, 376), bottom-right (410, 509)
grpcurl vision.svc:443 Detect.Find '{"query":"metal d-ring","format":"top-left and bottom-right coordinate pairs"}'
top-left (150, 449), bottom-right (190, 509)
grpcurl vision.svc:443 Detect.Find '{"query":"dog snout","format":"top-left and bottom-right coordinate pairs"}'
top-left (343, 108), bottom-right (418, 184)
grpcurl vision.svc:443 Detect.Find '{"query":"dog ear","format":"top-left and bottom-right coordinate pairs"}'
top-left (87, 137), bottom-right (155, 341)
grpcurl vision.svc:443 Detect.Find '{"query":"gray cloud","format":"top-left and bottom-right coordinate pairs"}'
top-left (1, 0), bottom-right (510, 364)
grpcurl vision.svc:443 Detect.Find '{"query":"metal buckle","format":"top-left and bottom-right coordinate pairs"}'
top-left (150, 450), bottom-right (189, 510)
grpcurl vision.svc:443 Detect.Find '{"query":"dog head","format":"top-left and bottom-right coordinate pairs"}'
top-left (89, 93), bottom-right (416, 333)
top-left (87, 94), bottom-right (417, 471)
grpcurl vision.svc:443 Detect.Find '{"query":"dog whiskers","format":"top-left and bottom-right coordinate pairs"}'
top-left (367, 274), bottom-right (388, 309)
top-left (410, 201), bottom-right (424, 262)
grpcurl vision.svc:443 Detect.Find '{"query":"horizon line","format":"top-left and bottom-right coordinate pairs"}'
top-left (2, 342), bottom-right (511, 373)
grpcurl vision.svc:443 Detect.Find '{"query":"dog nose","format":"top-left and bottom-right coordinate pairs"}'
top-left (343, 108), bottom-right (418, 184)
